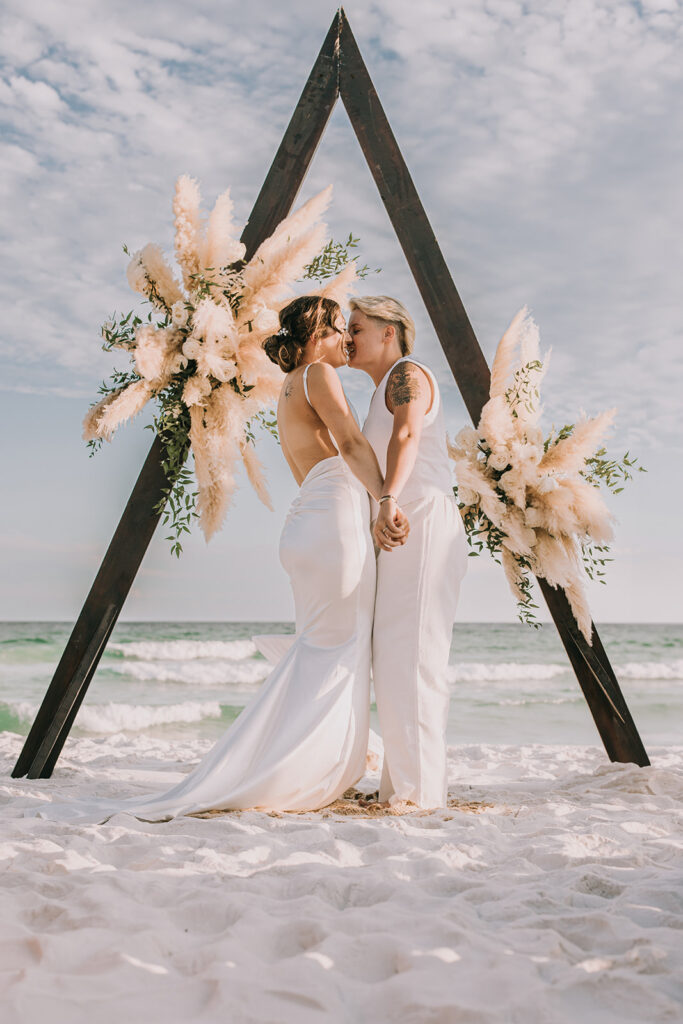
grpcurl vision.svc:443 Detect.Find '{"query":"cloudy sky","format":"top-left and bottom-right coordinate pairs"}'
top-left (1, 0), bottom-right (681, 623)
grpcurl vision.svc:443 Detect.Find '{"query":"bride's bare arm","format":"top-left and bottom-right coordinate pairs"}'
top-left (305, 362), bottom-right (385, 503)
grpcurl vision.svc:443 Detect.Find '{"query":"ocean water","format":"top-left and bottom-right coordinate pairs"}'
top-left (0, 621), bottom-right (681, 751)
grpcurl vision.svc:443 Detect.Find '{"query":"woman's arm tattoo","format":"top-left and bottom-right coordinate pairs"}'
top-left (386, 362), bottom-right (423, 407)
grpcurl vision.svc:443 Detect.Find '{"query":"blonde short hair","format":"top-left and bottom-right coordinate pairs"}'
top-left (348, 295), bottom-right (415, 355)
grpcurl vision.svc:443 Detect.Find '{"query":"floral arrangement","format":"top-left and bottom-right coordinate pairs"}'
top-left (448, 307), bottom-right (644, 642)
top-left (84, 177), bottom-right (368, 554)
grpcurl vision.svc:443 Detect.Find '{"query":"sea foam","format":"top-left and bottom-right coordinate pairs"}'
top-left (109, 659), bottom-right (269, 685)
top-left (109, 639), bottom-right (258, 661)
top-left (9, 700), bottom-right (223, 734)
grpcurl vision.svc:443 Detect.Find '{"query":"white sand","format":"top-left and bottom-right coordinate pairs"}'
top-left (1, 732), bottom-right (682, 1023)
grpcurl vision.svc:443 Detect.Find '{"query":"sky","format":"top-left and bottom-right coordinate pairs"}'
top-left (1, 0), bottom-right (681, 623)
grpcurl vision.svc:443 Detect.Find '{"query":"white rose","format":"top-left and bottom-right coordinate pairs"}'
top-left (455, 426), bottom-right (479, 453)
top-left (524, 506), bottom-right (543, 528)
top-left (457, 486), bottom-right (479, 507)
top-left (171, 301), bottom-right (189, 329)
top-left (537, 475), bottom-right (559, 494)
top-left (252, 306), bottom-right (280, 334)
top-left (488, 448), bottom-right (510, 472)
top-left (182, 375), bottom-right (212, 408)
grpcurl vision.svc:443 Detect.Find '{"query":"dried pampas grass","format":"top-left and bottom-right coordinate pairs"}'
top-left (96, 380), bottom-right (153, 440)
top-left (82, 388), bottom-right (124, 441)
top-left (540, 409), bottom-right (616, 475)
top-left (448, 307), bottom-right (623, 643)
top-left (134, 326), bottom-right (186, 384)
top-left (241, 186), bottom-right (333, 306)
top-left (205, 188), bottom-right (245, 272)
top-left (240, 440), bottom-right (273, 511)
top-left (130, 243), bottom-right (184, 311)
top-left (242, 221), bottom-right (329, 309)
top-left (173, 175), bottom-right (204, 294)
top-left (183, 299), bottom-right (239, 381)
top-left (489, 306), bottom-right (531, 399)
top-left (314, 261), bottom-right (358, 307)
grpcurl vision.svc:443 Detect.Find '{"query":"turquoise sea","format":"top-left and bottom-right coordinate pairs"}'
top-left (0, 622), bottom-right (681, 751)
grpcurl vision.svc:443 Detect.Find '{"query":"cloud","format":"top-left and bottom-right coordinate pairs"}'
top-left (0, 0), bottom-right (680, 619)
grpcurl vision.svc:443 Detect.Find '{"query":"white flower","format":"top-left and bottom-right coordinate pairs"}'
top-left (488, 448), bottom-right (510, 472)
top-left (251, 305), bottom-right (279, 334)
top-left (537, 475), bottom-right (559, 494)
top-left (454, 425), bottom-right (479, 454)
top-left (182, 375), bottom-right (212, 408)
top-left (171, 301), bottom-right (190, 329)
top-left (524, 506), bottom-right (544, 528)
top-left (457, 486), bottom-right (479, 507)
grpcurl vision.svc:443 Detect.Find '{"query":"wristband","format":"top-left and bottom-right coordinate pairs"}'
top-left (378, 494), bottom-right (397, 504)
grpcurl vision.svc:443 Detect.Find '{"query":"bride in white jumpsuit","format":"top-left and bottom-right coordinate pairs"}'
top-left (348, 296), bottom-right (468, 810)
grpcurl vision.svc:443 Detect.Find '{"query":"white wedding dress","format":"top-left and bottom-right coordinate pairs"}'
top-left (24, 382), bottom-right (376, 824)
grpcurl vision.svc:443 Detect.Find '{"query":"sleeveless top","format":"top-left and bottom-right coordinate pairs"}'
top-left (362, 356), bottom-right (454, 505)
top-left (302, 363), bottom-right (361, 447)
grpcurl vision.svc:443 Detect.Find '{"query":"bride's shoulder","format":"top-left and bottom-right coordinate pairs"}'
top-left (305, 361), bottom-right (339, 389)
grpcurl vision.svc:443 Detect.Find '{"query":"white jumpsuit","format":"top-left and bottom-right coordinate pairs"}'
top-left (363, 356), bottom-right (468, 808)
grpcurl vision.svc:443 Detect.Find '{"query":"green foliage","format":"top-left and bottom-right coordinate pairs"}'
top-left (581, 540), bottom-right (612, 584)
top-left (582, 447), bottom-right (647, 493)
top-left (146, 373), bottom-right (196, 558)
top-left (506, 359), bottom-right (543, 419)
top-left (245, 408), bottom-right (280, 446)
top-left (302, 234), bottom-right (379, 282)
top-left (189, 267), bottom-right (244, 311)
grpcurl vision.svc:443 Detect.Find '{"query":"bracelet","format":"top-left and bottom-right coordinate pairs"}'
top-left (378, 494), bottom-right (397, 504)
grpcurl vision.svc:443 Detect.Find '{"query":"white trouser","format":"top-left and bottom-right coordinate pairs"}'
top-left (372, 493), bottom-right (467, 808)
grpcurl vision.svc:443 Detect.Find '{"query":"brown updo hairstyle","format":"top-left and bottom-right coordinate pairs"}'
top-left (263, 295), bottom-right (342, 373)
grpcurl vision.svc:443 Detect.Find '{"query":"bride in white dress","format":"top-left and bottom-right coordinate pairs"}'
top-left (26, 296), bottom-right (408, 824)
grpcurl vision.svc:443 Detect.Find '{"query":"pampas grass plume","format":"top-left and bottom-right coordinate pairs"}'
top-left (489, 306), bottom-right (529, 399)
top-left (96, 380), bottom-right (153, 440)
top-left (240, 441), bottom-right (273, 510)
top-left (173, 175), bottom-right (204, 293)
top-left (138, 243), bottom-right (184, 309)
top-left (205, 188), bottom-right (246, 271)
top-left (315, 261), bottom-right (358, 307)
top-left (82, 389), bottom-right (123, 441)
top-left (540, 409), bottom-right (616, 475)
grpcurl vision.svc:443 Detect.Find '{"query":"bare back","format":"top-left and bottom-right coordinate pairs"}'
top-left (277, 364), bottom-right (340, 486)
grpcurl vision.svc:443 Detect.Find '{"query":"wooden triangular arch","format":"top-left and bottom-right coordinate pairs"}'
top-left (13, 9), bottom-right (649, 779)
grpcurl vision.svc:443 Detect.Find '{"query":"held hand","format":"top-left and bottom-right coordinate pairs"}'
top-left (373, 498), bottom-right (410, 552)
top-left (394, 506), bottom-right (410, 539)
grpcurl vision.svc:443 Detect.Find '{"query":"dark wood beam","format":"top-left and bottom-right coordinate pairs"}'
top-left (337, 8), bottom-right (649, 766)
top-left (12, 12), bottom-right (342, 779)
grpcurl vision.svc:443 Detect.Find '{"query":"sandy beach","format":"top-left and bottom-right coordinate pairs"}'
top-left (2, 731), bottom-right (681, 1023)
